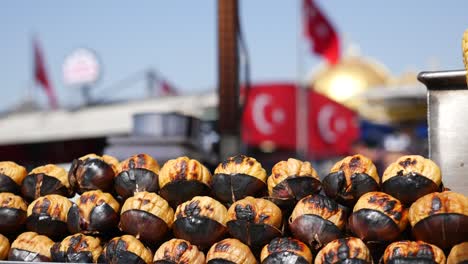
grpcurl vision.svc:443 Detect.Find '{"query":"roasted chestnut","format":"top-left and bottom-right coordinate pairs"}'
top-left (0, 192), bottom-right (27, 235)
top-left (381, 240), bottom-right (446, 264)
top-left (227, 196), bottom-right (282, 248)
top-left (67, 190), bottom-right (120, 235)
top-left (447, 242), bottom-right (468, 264)
top-left (382, 155), bottom-right (442, 205)
top-left (21, 164), bottom-right (72, 202)
top-left (206, 238), bottom-right (257, 264)
top-left (0, 161), bottom-right (27, 194)
top-left (51, 233), bottom-right (103, 263)
top-left (289, 194), bottom-right (346, 249)
top-left (349, 192), bottom-right (407, 242)
top-left (69, 153), bottom-right (120, 194)
top-left (173, 196), bottom-right (227, 249)
top-left (8, 231), bottom-right (54, 262)
top-left (212, 154), bottom-right (267, 204)
top-left (115, 154), bottom-right (160, 200)
top-left (119, 191), bottom-right (174, 244)
top-left (26, 194), bottom-right (72, 239)
top-left (98, 235), bottom-right (152, 264)
top-left (158, 157), bottom-right (212, 208)
top-left (260, 237), bottom-right (312, 264)
top-left (153, 238), bottom-right (205, 264)
top-left (408, 191), bottom-right (468, 249)
top-left (0, 234), bottom-right (9, 260)
top-left (322, 154), bottom-right (380, 207)
top-left (314, 237), bottom-right (372, 264)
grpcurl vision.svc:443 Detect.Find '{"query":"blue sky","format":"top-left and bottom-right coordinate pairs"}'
top-left (1, 1), bottom-right (467, 109)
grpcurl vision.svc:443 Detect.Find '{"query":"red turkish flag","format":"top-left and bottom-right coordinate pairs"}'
top-left (34, 38), bottom-right (58, 109)
top-left (303, 0), bottom-right (340, 65)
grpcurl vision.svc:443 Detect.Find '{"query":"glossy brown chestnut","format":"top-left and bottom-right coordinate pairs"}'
top-left (98, 235), bottom-right (153, 264)
top-left (51, 233), bottom-right (102, 263)
top-left (381, 240), bottom-right (446, 264)
top-left (212, 154), bottom-right (267, 204)
top-left (322, 154), bottom-right (380, 207)
top-left (68, 153), bottom-right (120, 194)
top-left (0, 161), bottom-right (27, 194)
top-left (119, 191), bottom-right (174, 245)
top-left (67, 190), bottom-right (120, 235)
top-left (173, 196), bottom-right (227, 249)
top-left (158, 157), bottom-right (212, 208)
top-left (0, 192), bottom-right (28, 235)
top-left (260, 237), bottom-right (312, 264)
top-left (382, 155), bottom-right (442, 205)
top-left (447, 242), bottom-right (468, 264)
top-left (408, 191), bottom-right (468, 249)
top-left (0, 234), bottom-right (9, 260)
top-left (8, 231), bottom-right (54, 262)
top-left (206, 238), bottom-right (257, 264)
top-left (227, 196), bottom-right (282, 248)
top-left (21, 164), bottom-right (72, 202)
top-left (115, 154), bottom-right (160, 200)
top-left (26, 194), bottom-right (72, 239)
top-left (153, 239), bottom-right (205, 264)
top-left (289, 194), bottom-right (346, 249)
top-left (349, 192), bottom-right (408, 243)
top-left (314, 237), bottom-right (372, 264)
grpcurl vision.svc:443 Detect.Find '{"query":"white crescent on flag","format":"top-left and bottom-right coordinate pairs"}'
top-left (252, 94), bottom-right (286, 135)
top-left (318, 104), bottom-right (349, 144)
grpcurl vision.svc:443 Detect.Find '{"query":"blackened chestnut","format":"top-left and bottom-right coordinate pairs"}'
top-left (381, 240), bottom-right (446, 264)
top-left (0, 192), bottom-right (28, 235)
top-left (173, 196), bottom-right (227, 249)
top-left (289, 194), bottom-right (346, 250)
top-left (51, 233), bottom-right (102, 263)
top-left (8, 231), bottom-right (54, 262)
top-left (26, 194), bottom-right (72, 239)
top-left (206, 238), bottom-right (257, 264)
top-left (383, 155), bottom-right (442, 205)
top-left (314, 237), bottom-right (372, 264)
top-left (0, 161), bottom-right (27, 194)
top-left (322, 154), bottom-right (380, 207)
top-left (408, 191), bottom-right (468, 249)
top-left (21, 164), bottom-right (72, 202)
top-left (227, 196), bottom-right (282, 248)
top-left (153, 238), bottom-right (205, 264)
top-left (119, 191), bottom-right (174, 245)
top-left (69, 153), bottom-right (120, 194)
top-left (115, 154), bottom-right (160, 200)
top-left (67, 190), bottom-right (120, 235)
top-left (212, 154), bottom-right (267, 204)
top-left (0, 234), bottom-right (9, 260)
top-left (260, 237), bottom-right (312, 264)
top-left (158, 157), bottom-right (212, 208)
top-left (98, 235), bottom-right (152, 264)
top-left (447, 242), bottom-right (468, 264)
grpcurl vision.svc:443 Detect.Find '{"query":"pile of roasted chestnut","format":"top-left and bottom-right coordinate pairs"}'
top-left (0, 153), bottom-right (466, 263)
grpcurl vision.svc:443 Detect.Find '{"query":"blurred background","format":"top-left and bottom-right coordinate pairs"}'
top-left (0, 0), bottom-right (467, 175)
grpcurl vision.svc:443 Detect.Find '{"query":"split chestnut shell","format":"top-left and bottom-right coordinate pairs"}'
top-left (260, 237), bottom-right (312, 264)
top-left (21, 164), bottom-right (72, 202)
top-left (447, 242), bottom-right (468, 264)
top-left (51, 233), bottom-right (103, 263)
top-left (0, 161), bottom-right (27, 194)
top-left (206, 238), bottom-right (257, 264)
top-left (98, 235), bottom-right (153, 264)
top-left (314, 237), bottom-right (372, 264)
top-left (153, 239), bottom-right (205, 264)
top-left (0, 192), bottom-right (28, 235)
top-left (381, 240), bottom-right (446, 264)
top-left (8, 231), bottom-right (54, 262)
top-left (0, 234), bottom-right (9, 260)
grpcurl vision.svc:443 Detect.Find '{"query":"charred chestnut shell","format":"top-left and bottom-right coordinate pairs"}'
top-left (26, 194), bottom-right (72, 239)
top-left (0, 192), bottom-right (28, 235)
top-left (0, 161), bottom-right (27, 194)
top-left (119, 191), bottom-right (174, 245)
top-left (98, 235), bottom-right (153, 264)
top-left (51, 233), bottom-right (102, 263)
top-left (153, 239), bottom-right (205, 264)
top-left (206, 238), bottom-right (257, 264)
top-left (21, 164), bottom-right (72, 202)
top-left (349, 192), bottom-right (408, 243)
top-left (67, 190), bottom-right (120, 235)
top-left (382, 240), bottom-right (446, 264)
top-left (158, 157), bottom-right (212, 208)
top-left (323, 154), bottom-right (380, 207)
top-left (289, 194), bottom-right (346, 249)
top-left (0, 234), bottom-right (9, 260)
top-left (115, 154), bottom-right (160, 200)
top-left (260, 237), bottom-right (312, 264)
top-left (447, 242), bottom-right (468, 264)
top-left (408, 191), bottom-right (468, 249)
top-left (227, 196), bottom-right (282, 248)
top-left (173, 196), bottom-right (227, 249)
top-left (212, 155), bottom-right (267, 204)
top-left (382, 155), bottom-right (442, 205)
top-left (315, 237), bottom-right (372, 264)
top-left (8, 231), bottom-right (54, 262)
top-left (69, 154), bottom-right (120, 194)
